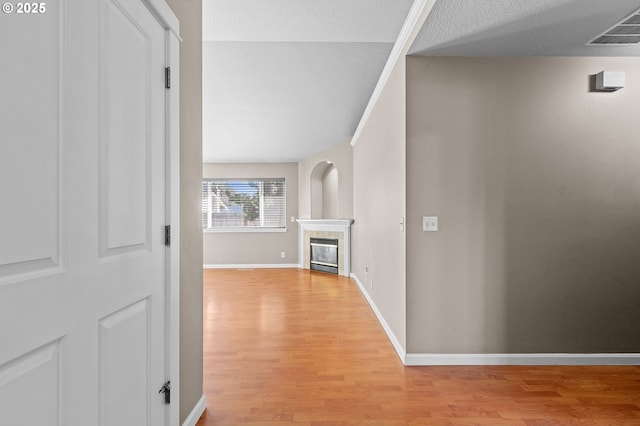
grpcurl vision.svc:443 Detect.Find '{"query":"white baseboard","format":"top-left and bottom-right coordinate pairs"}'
top-left (204, 263), bottom-right (301, 269)
top-left (404, 353), bottom-right (640, 366)
top-left (350, 273), bottom-right (406, 361)
top-left (348, 276), bottom-right (640, 367)
top-left (182, 395), bottom-right (206, 426)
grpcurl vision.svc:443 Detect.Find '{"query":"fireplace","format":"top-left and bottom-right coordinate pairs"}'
top-left (310, 237), bottom-right (339, 274)
top-left (296, 219), bottom-right (353, 277)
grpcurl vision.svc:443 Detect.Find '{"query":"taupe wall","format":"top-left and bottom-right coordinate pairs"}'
top-left (165, 0), bottom-right (203, 421)
top-left (406, 56), bottom-right (640, 353)
top-left (352, 58), bottom-right (408, 350)
top-left (298, 139), bottom-right (353, 220)
top-left (203, 163), bottom-right (299, 265)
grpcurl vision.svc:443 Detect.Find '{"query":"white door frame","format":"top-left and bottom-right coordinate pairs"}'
top-left (166, 29), bottom-right (181, 426)
top-left (141, 1), bottom-right (181, 425)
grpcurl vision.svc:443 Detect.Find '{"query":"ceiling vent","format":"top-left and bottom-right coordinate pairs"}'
top-left (588, 8), bottom-right (640, 45)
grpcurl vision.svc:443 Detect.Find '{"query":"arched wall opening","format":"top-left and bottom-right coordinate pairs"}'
top-left (310, 161), bottom-right (339, 219)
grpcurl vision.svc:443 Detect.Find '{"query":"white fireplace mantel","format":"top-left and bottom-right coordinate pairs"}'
top-left (296, 219), bottom-right (354, 228)
top-left (297, 219), bottom-right (354, 276)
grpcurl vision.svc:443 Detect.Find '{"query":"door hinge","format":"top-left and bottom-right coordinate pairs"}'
top-left (164, 225), bottom-right (171, 246)
top-left (165, 67), bottom-right (171, 89)
top-left (159, 381), bottom-right (171, 404)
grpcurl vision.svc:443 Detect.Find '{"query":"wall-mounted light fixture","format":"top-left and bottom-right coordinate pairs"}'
top-left (595, 71), bottom-right (625, 91)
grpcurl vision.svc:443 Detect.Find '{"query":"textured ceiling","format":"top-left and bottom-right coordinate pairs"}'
top-left (202, 0), bottom-right (414, 163)
top-left (410, 0), bottom-right (640, 56)
top-left (203, 0), bottom-right (640, 163)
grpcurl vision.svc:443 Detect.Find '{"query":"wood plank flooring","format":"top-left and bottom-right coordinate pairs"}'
top-left (197, 268), bottom-right (640, 425)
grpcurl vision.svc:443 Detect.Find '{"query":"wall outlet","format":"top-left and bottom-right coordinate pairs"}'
top-left (281, 251), bottom-right (286, 258)
top-left (365, 265), bottom-right (372, 288)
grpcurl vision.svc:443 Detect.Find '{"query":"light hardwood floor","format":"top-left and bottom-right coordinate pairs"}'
top-left (197, 268), bottom-right (640, 425)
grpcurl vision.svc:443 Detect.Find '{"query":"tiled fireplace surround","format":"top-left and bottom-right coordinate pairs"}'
top-left (296, 219), bottom-right (354, 277)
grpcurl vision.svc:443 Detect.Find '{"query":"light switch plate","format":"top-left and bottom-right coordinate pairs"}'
top-left (423, 216), bottom-right (438, 232)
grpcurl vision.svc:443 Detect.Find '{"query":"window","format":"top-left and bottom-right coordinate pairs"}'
top-left (202, 178), bottom-right (286, 231)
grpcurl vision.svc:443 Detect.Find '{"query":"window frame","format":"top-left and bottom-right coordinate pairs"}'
top-left (202, 177), bottom-right (287, 233)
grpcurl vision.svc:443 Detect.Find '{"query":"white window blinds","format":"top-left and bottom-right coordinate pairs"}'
top-left (202, 178), bottom-right (286, 230)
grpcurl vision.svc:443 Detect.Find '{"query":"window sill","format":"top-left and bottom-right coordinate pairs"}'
top-left (204, 227), bottom-right (287, 234)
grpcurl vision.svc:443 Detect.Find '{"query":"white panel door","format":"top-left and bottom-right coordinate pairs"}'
top-left (0, 0), bottom-right (169, 425)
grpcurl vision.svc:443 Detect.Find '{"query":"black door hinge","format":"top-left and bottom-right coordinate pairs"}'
top-left (165, 67), bottom-right (171, 89)
top-left (164, 225), bottom-right (171, 246)
top-left (159, 381), bottom-right (171, 404)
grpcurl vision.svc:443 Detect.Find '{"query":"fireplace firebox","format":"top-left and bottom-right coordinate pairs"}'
top-left (310, 237), bottom-right (339, 274)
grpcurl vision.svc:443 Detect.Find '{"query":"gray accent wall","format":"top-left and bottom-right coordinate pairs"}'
top-left (202, 163), bottom-right (299, 266)
top-left (406, 56), bottom-right (640, 353)
top-left (165, 0), bottom-right (204, 422)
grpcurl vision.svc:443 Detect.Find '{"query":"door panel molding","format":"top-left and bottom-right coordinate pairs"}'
top-left (0, 338), bottom-right (66, 426)
top-left (99, 298), bottom-right (150, 426)
top-left (98, 0), bottom-right (154, 258)
top-left (0, 0), bottom-right (66, 285)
